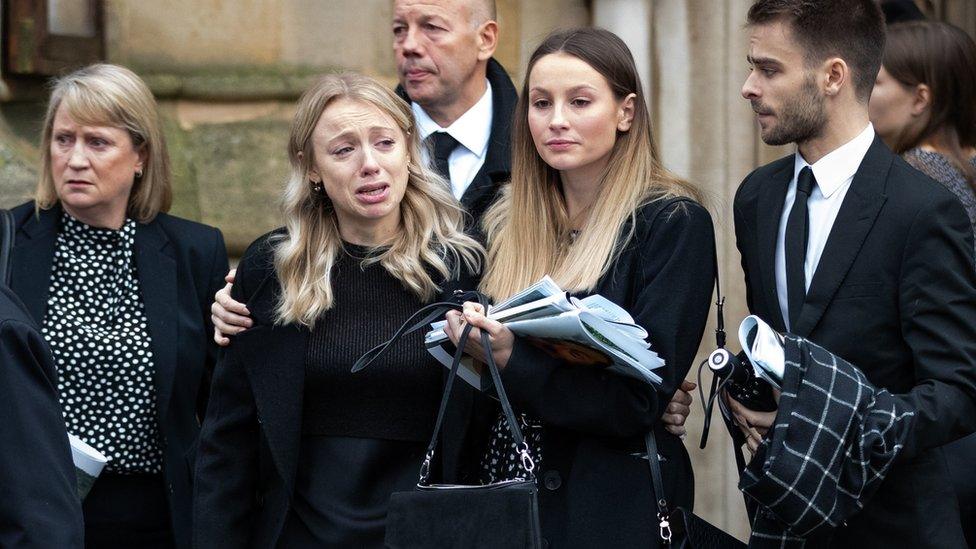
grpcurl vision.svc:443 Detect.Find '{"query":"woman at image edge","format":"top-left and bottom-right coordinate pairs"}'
top-left (444, 28), bottom-right (716, 548)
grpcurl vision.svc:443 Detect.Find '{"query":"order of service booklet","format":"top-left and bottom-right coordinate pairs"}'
top-left (425, 276), bottom-right (664, 389)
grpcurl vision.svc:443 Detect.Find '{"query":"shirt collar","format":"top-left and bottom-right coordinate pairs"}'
top-left (793, 123), bottom-right (875, 198)
top-left (411, 79), bottom-right (493, 158)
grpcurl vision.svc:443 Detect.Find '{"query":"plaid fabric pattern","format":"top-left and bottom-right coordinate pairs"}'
top-left (741, 335), bottom-right (916, 548)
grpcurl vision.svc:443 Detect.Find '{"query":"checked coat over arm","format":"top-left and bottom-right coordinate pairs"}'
top-left (733, 137), bottom-right (976, 549)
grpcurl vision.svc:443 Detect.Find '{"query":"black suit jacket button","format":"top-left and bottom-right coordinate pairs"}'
top-left (541, 537), bottom-right (550, 548)
top-left (543, 470), bottom-right (562, 491)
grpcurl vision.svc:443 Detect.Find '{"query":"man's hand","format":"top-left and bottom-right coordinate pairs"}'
top-left (211, 269), bottom-right (252, 346)
top-left (724, 389), bottom-right (781, 455)
top-left (662, 380), bottom-right (696, 438)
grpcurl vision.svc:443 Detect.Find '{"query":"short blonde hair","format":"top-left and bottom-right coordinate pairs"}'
top-left (36, 63), bottom-right (171, 222)
top-left (273, 73), bottom-right (483, 327)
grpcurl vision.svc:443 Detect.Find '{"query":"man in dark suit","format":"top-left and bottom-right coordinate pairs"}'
top-left (392, 0), bottom-right (516, 224)
top-left (0, 284), bottom-right (84, 547)
top-left (728, 0), bottom-right (976, 547)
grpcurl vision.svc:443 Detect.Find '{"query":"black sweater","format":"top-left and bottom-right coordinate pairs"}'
top-left (302, 244), bottom-right (442, 440)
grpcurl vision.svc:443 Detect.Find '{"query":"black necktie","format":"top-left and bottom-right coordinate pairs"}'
top-left (428, 132), bottom-right (459, 182)
top-left (785, 166), bottom-right (816, 330)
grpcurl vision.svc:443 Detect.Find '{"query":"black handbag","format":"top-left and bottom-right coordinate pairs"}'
top-left (353, 291), bottom-right (542, 549)
top-left (644, 431), bottom-right (745, 548)
top-left (0, 208), bottom-right (13, 287)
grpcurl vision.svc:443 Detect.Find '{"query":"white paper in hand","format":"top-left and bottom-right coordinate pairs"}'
top-left (69, 433), bottom-right (108, 499)
top-left (738, 315), bottom-right (785, 387)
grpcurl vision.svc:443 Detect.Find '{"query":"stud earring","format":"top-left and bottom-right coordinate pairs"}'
top-left (310, 180), bottom-right (326, 203)
top-left (135, 169), bottom-right (143, 179)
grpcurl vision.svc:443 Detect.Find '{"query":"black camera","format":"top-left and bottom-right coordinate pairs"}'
top-left (698, 322), bottom-right (778, 449)
top-left (706, 346), bottom-right (777, 413)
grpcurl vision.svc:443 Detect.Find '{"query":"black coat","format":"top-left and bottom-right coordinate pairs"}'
top-left (9, 202), bottom-right (228, 549)
top-left (193, 233), bottom-right (484, 548)
top-left (733, 137), bottom-right (976, 548)
top-left (497, 198), bottom-right (716, 548)
top-left (0, 285), bottom-right (84, 548)
top-left (397, 57), bottom-right (518, 224)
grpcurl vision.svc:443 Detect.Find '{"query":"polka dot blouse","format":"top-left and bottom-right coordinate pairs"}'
top-left (41, 212), bottom-right (163, 474)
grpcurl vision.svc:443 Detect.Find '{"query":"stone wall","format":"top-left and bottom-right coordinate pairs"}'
top-left (0, 0), bottom-right (588, 255)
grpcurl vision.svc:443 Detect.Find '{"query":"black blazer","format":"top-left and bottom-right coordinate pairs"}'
top-left (734, 137), bottom-right (976, 548)
top-left (0, 285), bottom-right (84, 548)
top-left (193, 232), bottom-right (483, 548)
top-left (9, 202), bottom-right (228, 549)
top-left (496, 198), bottom-right (715, 548)
top-left (397, 57), bottom-right (518, 224)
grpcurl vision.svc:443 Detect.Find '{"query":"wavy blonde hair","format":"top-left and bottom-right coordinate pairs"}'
top-left (36, 63), bottom-right (171, 222)
top-left (273, 73), bottom-right (483, 327)
top-left (480, 28), bottom-right (703, 300)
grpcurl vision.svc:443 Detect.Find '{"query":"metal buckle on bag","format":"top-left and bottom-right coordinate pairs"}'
top-left (418, 450), bottom-right (434, 483)
top-left (658, 510), bottom-right (672, 544)
top-left (517, 441), bottom-right (536, 474)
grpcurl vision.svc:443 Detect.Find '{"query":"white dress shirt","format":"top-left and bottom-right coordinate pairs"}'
top-left (776, 123), bottom-right (876, 330)
top-left (412, 80), bottom-right (494, 200)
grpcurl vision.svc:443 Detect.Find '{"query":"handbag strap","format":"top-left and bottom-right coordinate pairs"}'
top-left (0, 209), bottom-right (13, 287)
top-left (350, 295), bottom-right (474, 373)
top-left (644, 431), bottom-right (673, 544)
top-left (419, 291), bottom-right (534, 485)
top-left (351, 290), bottom-right (535, 485)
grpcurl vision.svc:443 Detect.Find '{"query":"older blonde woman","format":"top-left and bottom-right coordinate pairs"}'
top-left (192, 73), bottom-right (483, 548)
top-left (8, 64), bottom-right (228, 548)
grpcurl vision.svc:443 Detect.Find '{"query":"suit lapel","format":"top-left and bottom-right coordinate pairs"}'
top-left (460, 58), bottom-right (515, 215)
top-left (755, 160), bottom-right (793, 332)
top-left (135, 221), bottom-right (179, 420)
top-left (238, 323), bottom-right (307, 494)
top-left (793, 138), bottom-right (890, 337)
top-left (11, 207), bottom-right (60, 324)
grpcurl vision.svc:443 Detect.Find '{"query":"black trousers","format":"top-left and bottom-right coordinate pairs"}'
top-left (83, 473), bottom-right (174, 549)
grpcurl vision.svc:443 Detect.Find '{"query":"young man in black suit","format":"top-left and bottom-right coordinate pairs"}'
top-left (0, 285), bottom-right (83, 547)
top-left (727, 0), bottom-right (976, 546)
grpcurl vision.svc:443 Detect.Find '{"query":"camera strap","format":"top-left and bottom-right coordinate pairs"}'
top-left (698, 245), bottom-right (728, 449)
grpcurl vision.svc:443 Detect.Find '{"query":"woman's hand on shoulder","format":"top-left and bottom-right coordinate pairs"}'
top-left (443, 302), bottom-right (514, 370)
top-left (211, 268), bottom-right (253, 346)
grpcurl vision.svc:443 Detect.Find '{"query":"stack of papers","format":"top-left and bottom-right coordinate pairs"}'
top-left (425, 276), bottom-right (665, 389)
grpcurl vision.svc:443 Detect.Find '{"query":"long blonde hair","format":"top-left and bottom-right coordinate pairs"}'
top-left (273, 73), bottom-right (483, 327)
top-left (36, 63), bottom-right (171, 222)
top-left (480, 28), bottom-right (703, 300)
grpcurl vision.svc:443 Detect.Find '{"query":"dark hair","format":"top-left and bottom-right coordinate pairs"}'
top-left (747, 0), bottom-right (886, 102)
top-left (883, 21), bottom-right (976, 188)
